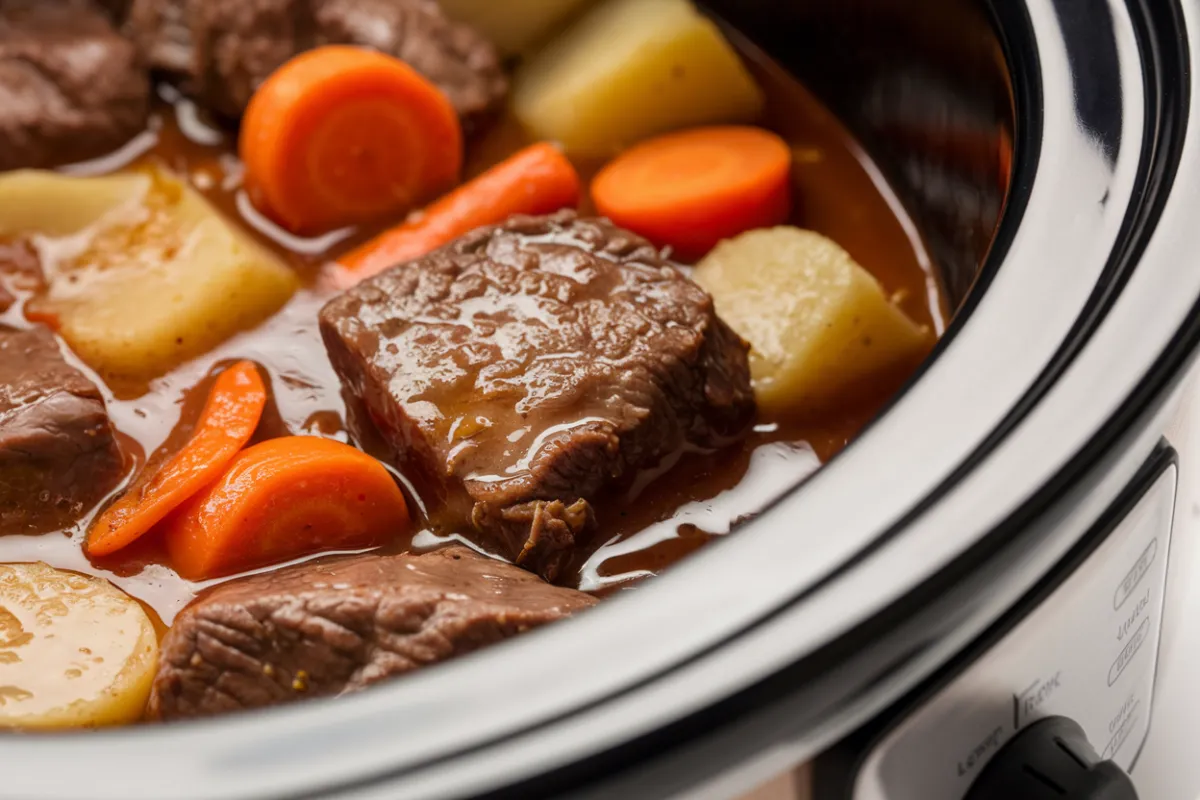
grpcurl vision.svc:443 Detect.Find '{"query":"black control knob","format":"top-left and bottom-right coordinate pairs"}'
top-left (965, 717), bottom-right (1138, 800)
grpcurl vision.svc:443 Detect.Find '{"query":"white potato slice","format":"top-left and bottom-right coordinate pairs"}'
top-left (0, 563), bottom-right (158, 729)
top-left (513, 0), bottom-right (764, 156)
top-left (0, 168), bottom-right (297, 385)
top-left (440, 0), bottom-right (594, 55)
top-left (694, 227), bottom-right (934, 414)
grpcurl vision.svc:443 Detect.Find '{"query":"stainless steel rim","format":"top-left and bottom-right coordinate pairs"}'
top-left (2, 1), bottom-right (1194, 798)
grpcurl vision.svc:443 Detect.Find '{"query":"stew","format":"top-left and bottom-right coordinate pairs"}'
top-left (0, 0), bottom-right (943, 727)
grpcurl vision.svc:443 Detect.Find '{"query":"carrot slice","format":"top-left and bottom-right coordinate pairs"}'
top-left (87, 361), bottom-right (267, 558)
top-left (240, 45), bottom-right (463, 235)
top-left (163, 436), bottom-right (409, 580)
top-left (334, 141), bottom-right (581, 286)
top-left (591, 126), bottom-right (793, 259)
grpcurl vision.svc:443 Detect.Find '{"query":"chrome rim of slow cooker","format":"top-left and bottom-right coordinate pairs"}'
top-left (3, 1), bottom-right (1196, 799)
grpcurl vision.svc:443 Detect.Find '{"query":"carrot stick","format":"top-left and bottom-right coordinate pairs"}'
top-left (333, 142), bottom-right (581, 286)
top-left (240, 45), bottom-right (463, 236)
top-left (87, 361), bottom-right (266, 558)
top-left (591, 126), bottom-right (792, 259)
top-left (163, 436), bottom-right (409, 580)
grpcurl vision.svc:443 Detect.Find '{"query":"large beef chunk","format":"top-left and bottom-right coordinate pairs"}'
top-left (149, 546), bottom-right (596, 719)
top-left (126, 0), bottom-right (507, 123)
top-left (0, 326), bottom-right (125, 535)
top-left (0, 1), bottom-right (150, 170)
top-left (320, 212), bottom-right (756, 581)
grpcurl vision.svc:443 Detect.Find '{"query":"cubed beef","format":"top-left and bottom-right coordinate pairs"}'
top-left (320, 212), bottom-right (756, 581)
top-left (0, 1), bottom-right (150, 170)
top-left (126, 0), bottom-right (507, 124)
top-left (149, 546), bottom-right (596, 719)
top-left (0, 326), bottom-right (125, 535)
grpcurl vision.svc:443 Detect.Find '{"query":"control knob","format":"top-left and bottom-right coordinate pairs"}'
top-left (965, 716), bottom-right (1137, 799)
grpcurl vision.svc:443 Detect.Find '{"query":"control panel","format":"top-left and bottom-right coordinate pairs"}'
top-left (849, 461), bottom-right (1177, 800)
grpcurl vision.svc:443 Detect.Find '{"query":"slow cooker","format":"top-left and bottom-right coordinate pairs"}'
top-left (6, 0), bottom-right (1200, 798)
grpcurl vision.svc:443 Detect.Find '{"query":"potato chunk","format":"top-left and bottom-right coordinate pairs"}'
top-left (0, 563), bottom-right (158, 729)
top-left (694, 228), bottom-right (934, 414)
top-left (440, 0), bottom-right (594, 55)
top-left (513, 0), bottom-right (763, 156)
top-left (0, 168), bottom-right (297, 385)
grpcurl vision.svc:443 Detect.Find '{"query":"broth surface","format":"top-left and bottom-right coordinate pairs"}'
top-left (0, 48), bottom-right (941, 621)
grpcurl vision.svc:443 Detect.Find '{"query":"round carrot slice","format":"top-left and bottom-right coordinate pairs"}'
top-left (163, 436), bottom-right (409, 580)
top-left (87, 360), bottom-right (267, 558)
top-left (591, 126), bottom-right (793, 259)
top-left (240, 45), bottom-right (464, 235)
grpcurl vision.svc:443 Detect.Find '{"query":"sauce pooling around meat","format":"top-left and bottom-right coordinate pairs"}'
top-left (0, 44), bottom-right (941, 623)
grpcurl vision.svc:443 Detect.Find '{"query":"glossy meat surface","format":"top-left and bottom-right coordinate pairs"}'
top-left (0, 326), bottom-right (124, 534)
top-left (0, 0), bottom-right (150, 170)
top-left (321, 212), bottom-right (756, 581)
top-left (150, 545), bottom-right (596, 719)
top-left (126, 0), bottom-right (507, 122)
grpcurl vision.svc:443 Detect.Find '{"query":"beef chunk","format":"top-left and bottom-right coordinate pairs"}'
top-left (149, 546), bottom-right (596, 719)
top-left (126, 0), bottom-right (507, 123)
top-left (0, 1), bottom-right (150, 170)
top-left (320, 212), bottom-right (755, 581)
top-left (0, 326), bottom-right (125, 535)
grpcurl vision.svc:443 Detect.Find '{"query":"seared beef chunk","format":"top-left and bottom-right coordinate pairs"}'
top-left (0, 326), bottom-right (125, 535)
top-left (126, 0), bottom-right (507, 123)
top-left (150, 546), bottom-right (596, 719)
top-left (320, 212), bottom-right (756, 581)
top-left (0, 1), bottom-right (150, 170)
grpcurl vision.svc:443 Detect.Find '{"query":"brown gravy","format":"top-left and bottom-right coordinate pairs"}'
top-left (0, 50), bottom-right (942, 622)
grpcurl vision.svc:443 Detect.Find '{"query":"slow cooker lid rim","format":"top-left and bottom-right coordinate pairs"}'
top-left (0, 2), bottom-right (1189, 799)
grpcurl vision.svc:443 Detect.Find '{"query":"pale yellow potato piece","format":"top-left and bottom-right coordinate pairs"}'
top-left (440, 0), bottom-right (594, 54)
top-left (0, 168), bottom-right (297, 384)
top-left (513, 0), bottom-right (764, 156)
top-left (0, 563), bottom-right (157, 729)
top-left (0, 170), bottom-right (152, 237)
top-left (694, 227), bottom-right (934, 414)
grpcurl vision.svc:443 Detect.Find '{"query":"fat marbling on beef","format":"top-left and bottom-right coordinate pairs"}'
top-left (126, 0), bottom-right (507, 123)
top-left (0, 0), bottom-right (150, 170)
top-left (0, 326), bottom-right (125, 535)
top-left (320, 212), bottom-right (756, 582)
top-left (149, 545), bottom-right (597, 720)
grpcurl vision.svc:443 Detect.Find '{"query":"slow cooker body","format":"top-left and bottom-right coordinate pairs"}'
top-left (5, 1), bottom-right (1200, 799)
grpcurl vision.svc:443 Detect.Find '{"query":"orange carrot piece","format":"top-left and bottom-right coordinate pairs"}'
top-left (87, 361), bottom-right (267, 558)
top-left (163, 436), bottom-right (409, 580)
top-left (333, 141), bottom-right (582, 286)
top-left (240, 45), bottom-right (463, 236)
top-left (591, 126), bottom-right (793, 259)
